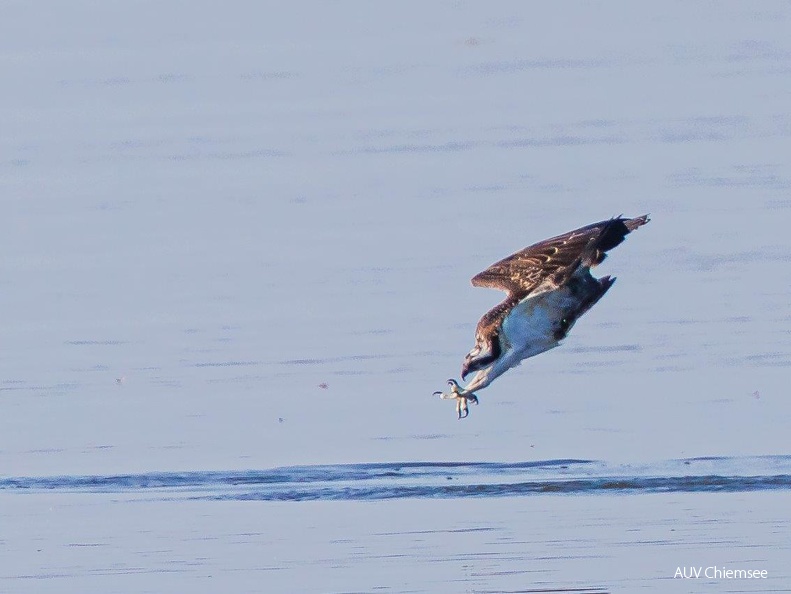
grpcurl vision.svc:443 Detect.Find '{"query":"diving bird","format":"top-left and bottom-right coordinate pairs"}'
top-left (435, 215), bottom-right (649, 418)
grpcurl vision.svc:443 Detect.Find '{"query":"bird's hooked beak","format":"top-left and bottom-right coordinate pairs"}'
top-left (461, 357), bottom-right (472, 381)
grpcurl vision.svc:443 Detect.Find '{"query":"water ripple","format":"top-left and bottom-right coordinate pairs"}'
top-left (3, 456), bottom-right (790, 502)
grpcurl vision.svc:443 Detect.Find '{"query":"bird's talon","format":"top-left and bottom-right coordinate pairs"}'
top-left (437, 379), bottom-right (478, 419)
top-left (438, 215), bottom-right (648, 421)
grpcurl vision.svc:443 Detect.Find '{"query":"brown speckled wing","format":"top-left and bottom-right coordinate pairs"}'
top-left (471, 215), bottom-right (648, 298)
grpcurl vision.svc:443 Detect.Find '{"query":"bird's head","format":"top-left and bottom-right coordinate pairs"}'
top-left (461, 337), bottom-right (497, 381)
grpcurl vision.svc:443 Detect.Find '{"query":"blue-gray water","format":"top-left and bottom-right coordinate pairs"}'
top-left (3, 1), bottom-right (791, 592)
top-left (4, 456), bottom-right (791, 501)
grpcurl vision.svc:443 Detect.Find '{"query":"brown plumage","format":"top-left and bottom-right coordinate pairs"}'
top-left (438, 214), bottom-right (649, 419)
top-left (471, 215), bottom-right (649, 298)
top-left (470, 215), bottom-right (649, 350)
top-left (456, 214), bottom-right (648, 392)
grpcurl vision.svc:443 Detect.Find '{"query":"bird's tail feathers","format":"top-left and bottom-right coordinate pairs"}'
top-left (575, 274), bottom-right (616, 319)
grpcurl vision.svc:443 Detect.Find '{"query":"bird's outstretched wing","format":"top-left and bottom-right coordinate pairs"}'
top-left (471, 215), bottom-right (648, 298)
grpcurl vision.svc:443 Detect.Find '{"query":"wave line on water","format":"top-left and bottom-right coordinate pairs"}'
top-left (2, 456), bottom-right (790, 502)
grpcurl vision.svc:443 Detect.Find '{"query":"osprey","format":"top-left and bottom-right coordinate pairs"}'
top-left (435, 215), bottom-right (649, 419)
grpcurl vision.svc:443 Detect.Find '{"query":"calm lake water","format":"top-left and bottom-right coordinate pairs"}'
top-left (2, 1), bottom-right (791, 592)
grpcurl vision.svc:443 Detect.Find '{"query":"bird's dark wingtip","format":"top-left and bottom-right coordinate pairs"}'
top-left (624, 214), bottom-right (650, 230)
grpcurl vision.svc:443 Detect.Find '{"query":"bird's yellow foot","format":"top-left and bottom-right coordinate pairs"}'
top-left (434, 379), bottom-right (478, 419)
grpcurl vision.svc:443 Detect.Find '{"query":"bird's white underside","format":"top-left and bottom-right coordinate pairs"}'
top-left (462, 274), bottom-right (586, 393)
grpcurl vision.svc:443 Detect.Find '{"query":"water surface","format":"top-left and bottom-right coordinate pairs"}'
top-left (2, 1), bottom-right (791, 592)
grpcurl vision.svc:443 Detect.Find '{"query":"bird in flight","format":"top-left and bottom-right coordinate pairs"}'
top-left (435, 215), bottom-right (649, 419)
